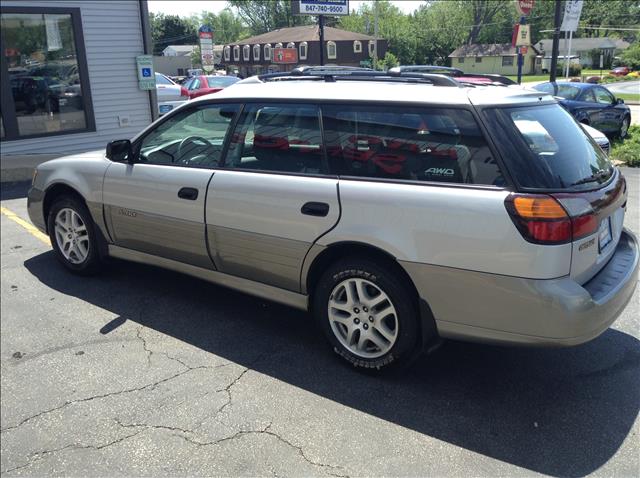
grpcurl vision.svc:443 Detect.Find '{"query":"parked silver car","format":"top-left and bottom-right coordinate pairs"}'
top-left (28, 68), bottom-right (638, 371)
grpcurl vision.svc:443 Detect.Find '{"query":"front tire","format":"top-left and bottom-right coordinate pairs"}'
top-left (313, 258), bottom-right (420, 371)
top-left (618, 116), bottom-right (630, 139)
top-left (47, 196), bottom-right (102, 275)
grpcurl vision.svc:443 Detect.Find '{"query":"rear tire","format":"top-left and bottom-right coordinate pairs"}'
top-left (47, 196), bottom-right (102, 275)
top-left (313, 258), bottom-right (420, 372)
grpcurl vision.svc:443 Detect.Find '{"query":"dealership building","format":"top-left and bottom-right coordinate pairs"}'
top-left (0, 0), bottom-right (156, 181)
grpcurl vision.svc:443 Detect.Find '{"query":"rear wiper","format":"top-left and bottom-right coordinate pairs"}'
top-left (570, 169), bottom-right (609, 186)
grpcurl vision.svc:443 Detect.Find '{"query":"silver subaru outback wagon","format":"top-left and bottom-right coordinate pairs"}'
top-left (28, 68), bottom-right (638, 371)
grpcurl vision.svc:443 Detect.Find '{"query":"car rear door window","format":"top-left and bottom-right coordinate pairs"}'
top-left (581, 89), bottom-right (597, 102)
top-left (321, 105), bottom-right (504, 186)
top-left (225, 103), bottom-right (325, 175)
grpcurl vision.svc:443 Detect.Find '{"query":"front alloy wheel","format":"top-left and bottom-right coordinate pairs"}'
top-left (619, 117), bottom-right (630, 139)
top-left (54, 208), bottom-right (90, 264)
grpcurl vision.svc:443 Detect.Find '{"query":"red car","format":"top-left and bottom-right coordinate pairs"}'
top-left (610, 66), bottom-right (630, 76)
top-left (184, 75), bottom-right (240, 99)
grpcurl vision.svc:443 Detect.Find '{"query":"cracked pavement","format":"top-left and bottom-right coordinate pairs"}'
top-left (1, 170), bottom-right (639, 477)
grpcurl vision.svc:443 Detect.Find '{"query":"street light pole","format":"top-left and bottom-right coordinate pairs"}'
top-left (549, 0), bottom-right (563, 84)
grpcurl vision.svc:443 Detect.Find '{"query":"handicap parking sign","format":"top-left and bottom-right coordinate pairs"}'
top-left (142, 67), bottom-right (151, 77)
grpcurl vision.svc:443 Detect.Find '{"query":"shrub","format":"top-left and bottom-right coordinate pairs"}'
top-left (620, 42), bottom-right (640, 70)
top-left (556, 62), bottom-right (581, 77)
top-left (611, 125), bottom-right (640, 167)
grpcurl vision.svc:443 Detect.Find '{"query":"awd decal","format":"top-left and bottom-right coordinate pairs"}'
top-left (579, 237), bottom-right (595, 251)
top-left (118, 208), bottom-right (137, 218)
top-left (425, 167), bottom-right (455, 176)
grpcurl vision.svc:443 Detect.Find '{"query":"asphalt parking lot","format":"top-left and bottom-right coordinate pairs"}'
top-left (1, 169), bottom-right (639, 477)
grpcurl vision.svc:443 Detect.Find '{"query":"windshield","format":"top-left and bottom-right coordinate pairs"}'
top-left (206, 76), bottom-right (239, 88)
top-left (534, 83), bottom-right (581, 100)
top-left (483, 104), bottom-right (613, 191)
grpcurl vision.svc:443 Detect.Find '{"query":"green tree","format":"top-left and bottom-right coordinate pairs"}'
top-left (467, 0), bottom-right (512, 44)
top-left (228, 0), bottom-right (313, 36)
top-left (339, 1), bottom-right (417, 64)
top-left (412, 1), bottom-right (469, 65)
top-left (193, 9), bottom-right (246, 44)
top-left (150, 13), bottom-right (197, 55)
top-left (620, 41), bottom-right (640, 70)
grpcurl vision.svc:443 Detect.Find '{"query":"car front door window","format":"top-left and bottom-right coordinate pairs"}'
top-left (594, 88), bottom-right (614, 105)
top-left (138, 104), bottom-right (239, 167)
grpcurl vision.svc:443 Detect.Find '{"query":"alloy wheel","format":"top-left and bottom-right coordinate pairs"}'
top-left (54, 208), bottom-right (90, 264)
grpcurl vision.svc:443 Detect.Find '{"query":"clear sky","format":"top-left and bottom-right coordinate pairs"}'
top-left (148, 1), bottom-right (425, 17)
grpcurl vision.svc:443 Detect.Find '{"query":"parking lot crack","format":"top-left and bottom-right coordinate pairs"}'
top-left (136, 326), bottom-right (152, 368)
top-left (0, 367), bottom-right (201, 434)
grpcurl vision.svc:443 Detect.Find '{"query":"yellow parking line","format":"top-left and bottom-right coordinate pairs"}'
top-left (0, 206), bottom-right (50, 245)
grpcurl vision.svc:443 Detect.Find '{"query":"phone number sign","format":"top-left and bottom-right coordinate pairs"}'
top-left (296, 0), bottom-right (349, 16)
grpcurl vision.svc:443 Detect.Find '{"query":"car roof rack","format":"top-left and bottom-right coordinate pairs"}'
top-left (253, 65), bottom-right (462, 87)
top-left (390, 65), bottom-right (516, 86)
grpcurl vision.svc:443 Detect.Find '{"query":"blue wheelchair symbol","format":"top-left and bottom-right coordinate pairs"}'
top-left (142, 67), bottom-right (151, 77)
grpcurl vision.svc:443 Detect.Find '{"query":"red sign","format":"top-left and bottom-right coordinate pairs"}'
top-left (272, 48), bottom-right (298, 64)
top-left (4, 48), bottom-right (20, 57)
top-left (515, 0), bottom-right (535, 16)
top-left (519, 46), bottom-right (528, 54)
top-left (199, 31), bottom-right (213, 40)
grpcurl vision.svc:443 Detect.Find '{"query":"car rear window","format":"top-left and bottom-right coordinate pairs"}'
top-left (322, 105), bottom-right (505, 186)
top-left (483, 104), bottom-right (613, 191)
top-left (534, 83), bottom-right (581, 100)
top-left (206, 76), bottom-right (239, 88)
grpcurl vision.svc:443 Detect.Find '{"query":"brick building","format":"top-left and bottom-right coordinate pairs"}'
top-left (221, 25), bottom-right (387, 77)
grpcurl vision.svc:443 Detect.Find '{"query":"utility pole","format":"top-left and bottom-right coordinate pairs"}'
top-left (318, 15), bottom-right (324, 66)
top-left (373, 1), bottom-right (379, 68)
top-left (516, 16), bottom-right (525, 84)
top-left (549, 0), bottom-right (563, 84)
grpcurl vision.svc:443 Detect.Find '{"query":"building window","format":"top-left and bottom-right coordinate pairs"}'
top-left (353, 40), bottom-right (362, 53)
top-left (327, 41), bottom-right (337, 60)
top-left (299, 41), bottom-right (308, 60)
top-left (502, 56), bottom-right (514, 67)
top-left (253, 44), bottom-right (260, 61)
top-left (224, 46), bottom-right (231, 61)
top-left (458, 57), bottom-right (464, 64)
top-left (264, 44), bottom-right (271, 61)
top-left (286, 42), bottom-right (295, 49)
top-left (0, 8), bottom-right (95, 140)
top-left (475, 56), bottom-right (482, 63)
top-left (275, 42), bottom-right (283, 49)
top-left (368, 40), bottom-right (376, 57)
top-left (243, 45), bottom-right (250, 61)
top-left (233, 45), bottom-right (240, 61)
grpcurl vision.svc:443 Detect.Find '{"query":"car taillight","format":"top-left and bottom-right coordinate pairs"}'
top-left (505, 194), bottom-right (598, 245)
top-left (180, 86), bottom-right (189, 99)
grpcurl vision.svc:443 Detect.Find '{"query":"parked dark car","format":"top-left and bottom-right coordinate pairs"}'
top-left (533, 82), bottom-right (631, 138)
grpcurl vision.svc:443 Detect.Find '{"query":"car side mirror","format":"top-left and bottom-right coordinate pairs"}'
top-left (106, 139), bottom-right (132, 162)
top-left (616, 98), bottom-right (624, 105)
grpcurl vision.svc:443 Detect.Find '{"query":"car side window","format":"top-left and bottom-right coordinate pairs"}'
top-left (322, 105), bottom-right (505, 186)
top-left (594, 87), bottom-right (614, 105)
top-left (138, 104), bottom-right (240, 167)
top-left (581, 89), bottom-right (596, 103)
top-left (155, 74), bottom-right (173, 86)
top-left (225, 103), bottom-right (324, 175)
top-left (189, 78), bottom-right (200, 90)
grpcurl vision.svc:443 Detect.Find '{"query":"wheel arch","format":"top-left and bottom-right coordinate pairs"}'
top-left (43, 183), bottom-right (88, 233)
top-left (303, 241), bottom-right (440, 351)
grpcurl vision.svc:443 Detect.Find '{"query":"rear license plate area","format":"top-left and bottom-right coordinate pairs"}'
top-left (598, 216), bottom-right (612, 252)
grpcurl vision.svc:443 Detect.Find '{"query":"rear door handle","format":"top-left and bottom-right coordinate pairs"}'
top-left (178, 187), bottom-right (198, 200)
top-left (301, 202), bottom-right (329, 217)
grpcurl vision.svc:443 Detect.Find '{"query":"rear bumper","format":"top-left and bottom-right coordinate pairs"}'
top-left (401, 229), bottom-right (639, 346)
top-left (27, 186), bottom-right (46, 233)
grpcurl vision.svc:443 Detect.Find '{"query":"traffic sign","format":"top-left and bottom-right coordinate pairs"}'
top-left (515, 0), bottom-right (535, 16)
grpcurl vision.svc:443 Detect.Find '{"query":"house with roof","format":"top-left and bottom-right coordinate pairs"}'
top-left (162, 45), bottom-right (198, 57)
top-left (535, 37), bottom-right (630, 68)
top-left (448, 43), bottom-right (540, 76)
top-left (221, 25), bottom-right (387, 77)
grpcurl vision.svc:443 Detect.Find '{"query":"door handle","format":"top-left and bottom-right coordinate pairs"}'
top-left (301, 202), bottom-right (329, 217)
top-left (178, 187), bottom-right (198, 200)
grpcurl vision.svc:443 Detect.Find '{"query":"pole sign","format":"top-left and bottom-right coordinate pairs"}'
top-left (515, 0), bottom-right (535, 16)
top-left (136, 55), bottom-right (155, 90)
top-left (199, 25), bottom-right (215, 69)
top-left (560, 0), bottom-right (583, 32)
top-left (272, 48), bottom-right (298, 64)
top-left (292, 0), bottom-right (349, 16)
top-left (515, 24), bottom-right (531, 47)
